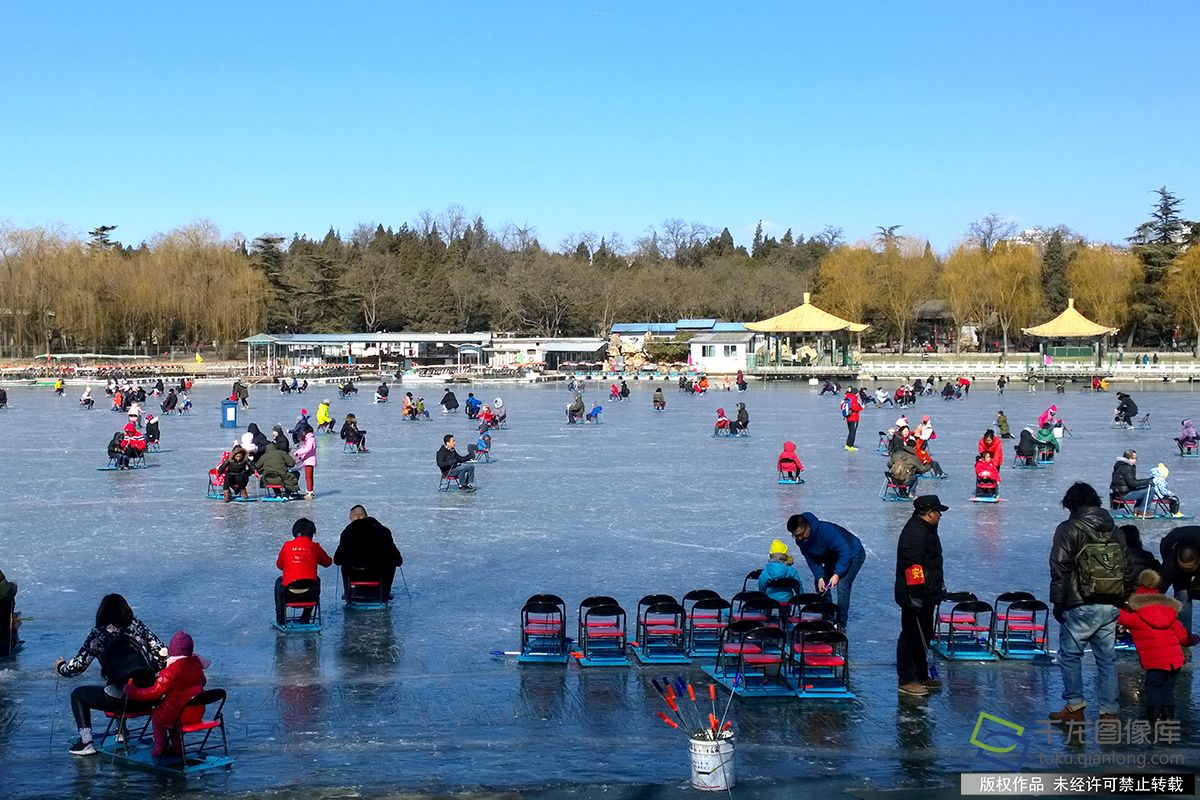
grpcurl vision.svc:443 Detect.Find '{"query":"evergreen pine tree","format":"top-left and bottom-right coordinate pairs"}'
top-left (1041, 230), bottom-right (1069, 311)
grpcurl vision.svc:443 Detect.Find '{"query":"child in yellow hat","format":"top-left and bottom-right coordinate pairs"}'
top-left (758, 540), bottom-right (803, 603)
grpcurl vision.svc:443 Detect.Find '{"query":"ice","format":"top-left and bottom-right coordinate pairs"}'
top-left (1, 378), bottom-right (1199, 797)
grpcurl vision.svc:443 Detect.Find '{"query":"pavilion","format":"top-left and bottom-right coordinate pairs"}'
top-left (745, 292), bottom-right (869, 368)
top-left (1021, 298), bottom-right (1117, 368)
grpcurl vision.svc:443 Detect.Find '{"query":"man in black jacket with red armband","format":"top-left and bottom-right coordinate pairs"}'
top-left (894, 495), bottom-right (948, 698)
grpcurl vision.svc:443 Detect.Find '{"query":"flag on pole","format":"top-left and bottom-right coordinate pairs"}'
top-left (195, 351), bottom-right (204, 364)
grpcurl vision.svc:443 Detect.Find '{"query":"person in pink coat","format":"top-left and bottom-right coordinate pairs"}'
top-left (294, 424), bottom-right (317, 498)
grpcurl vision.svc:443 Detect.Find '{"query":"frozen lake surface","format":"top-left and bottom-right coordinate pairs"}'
top-left (2, 379), bottom-right (1200, 798)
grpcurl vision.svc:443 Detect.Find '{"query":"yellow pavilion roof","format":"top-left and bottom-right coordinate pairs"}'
top-left (1022, 298), bottom-right (1117, 338)
top-left (746, 293), bottom-right (869, 334)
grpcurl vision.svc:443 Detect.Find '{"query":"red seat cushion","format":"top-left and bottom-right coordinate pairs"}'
top-left (952, 624), bottom-right (991, 632)
top-left (722, 643), bottom-right (762, 654)
top-left (180, 720), bottom-right (221, 734)
top-left (286, 602), bottom-right (317, 608)
top-left (802, 654), bottom-right (845, 667)
top-left (586, 629), bottom-right (625, 638)
top-left (1007, 622), bottom-right (1045, 632)
top-left (741, 654), bottom-right (783, 665)
top-left (792, 643), bottom-right (833, 655)
top-left (350, 581), bottom-right (381, 587)
top-left (524, 624), bottom-right (562, 634)
top-left (644, 614), bottom-right (678, 625)
top-left (691, 621), bottom-right (728, 629)
top-left (644, 626), bottom-right (683, 635)
top-left (939, 613), bottom-right (977, 623)
top-left (996, 611), bottom-right (1033, 620)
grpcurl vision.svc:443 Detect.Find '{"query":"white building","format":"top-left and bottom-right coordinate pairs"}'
top-left (688, 332), bottom-right (757, 374)
top-left (487, 336), bottom-right (607, 370)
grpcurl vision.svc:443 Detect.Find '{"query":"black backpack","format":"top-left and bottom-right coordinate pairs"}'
top-left (101, 630), bottom-right (155, 689)
top-left (1075, 526), bottom-right (1126, 603)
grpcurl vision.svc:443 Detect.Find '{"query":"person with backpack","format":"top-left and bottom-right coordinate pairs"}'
top-left (55, 593), bottom-right (167, 756)
top-left (1047, 482), bottom-right (1134, 724)
top-left (841, 387), bottom-right (863, 451)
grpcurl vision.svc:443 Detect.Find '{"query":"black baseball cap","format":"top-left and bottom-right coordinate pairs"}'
top-left (914, 495), bottom-right (949, 514)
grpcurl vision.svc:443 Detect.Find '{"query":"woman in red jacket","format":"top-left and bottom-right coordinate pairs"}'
top-left (1118, 569), bottom-right (1198, 722)
top-left (125, 630), bottom-right (208, 760)
top-left (978, 428), bottom-right (1003, 468)
top-left (777, 441), bottom-right (804, 481)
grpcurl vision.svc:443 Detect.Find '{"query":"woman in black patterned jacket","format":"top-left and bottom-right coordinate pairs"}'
top-left (54, 594), bottom-right (167, 756)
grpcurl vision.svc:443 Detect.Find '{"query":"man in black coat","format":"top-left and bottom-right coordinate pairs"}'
top-left (1048, 482), bottom-right (1132, 723)
top-left (1110, 449), bottom-right (1151, 506)
top-left (894, 495), bottom-right (948, 697)
top-left (333, 505), bottom-right (404, 600)
top-left (437, 434), bottom-right (475, 490)
top-left (1159, 525), bottom-right (1200, 633)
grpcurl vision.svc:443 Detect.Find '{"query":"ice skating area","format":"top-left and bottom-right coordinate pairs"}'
top-left (2, 381), bottom-right (1200, 798)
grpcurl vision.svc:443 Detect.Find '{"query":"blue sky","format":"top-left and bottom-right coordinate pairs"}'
top-left (2, 2), bottom-right (1196, 253)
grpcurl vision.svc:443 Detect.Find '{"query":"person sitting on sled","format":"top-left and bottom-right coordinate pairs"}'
top-left (713, 407), bottom-right (731, 436)
top-left (758, 539), bottom-right (805, 603)
top-left (777, 441), bottom-right (804, 481)
top-left (585, 401), bottom-right (603, 423)
top-left (975, 452), bottom-right (1000, 497)
top-left (1177, 419), bottom-right (1198, 454)
top-left (1150, 463), bottom-right (1183, 517)
top-left (123, 630), bottom-right (209, 762)
top-left (652, 388), bottom-right (666, 410)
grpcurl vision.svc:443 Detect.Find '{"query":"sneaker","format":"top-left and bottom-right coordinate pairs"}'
top-left (845, 445), bottom-right (858, 452)
top-left (898, 682), bottom-right (929, 696)
top-left (305, 492), bottom-right (314, 499)
top-left (69, 740), bottom-right (97, 756)
top-left (461, 485), bottom-right (477, 493)
top-left (1048, 705), bottom-right (1085, 722)
top-left (1173, 512), bottom-right (1186, 518)
top-left (923, 678), bottom-right (943, 689)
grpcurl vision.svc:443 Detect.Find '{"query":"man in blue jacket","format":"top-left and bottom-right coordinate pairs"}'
top-left (787, 511), bottom-right (867, 629)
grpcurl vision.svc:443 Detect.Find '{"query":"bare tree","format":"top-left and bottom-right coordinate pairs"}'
top-left (813, 225), bottom-right (844, 249)
top-left (349, 222), bottom-right (376, 250)
top-left (438, 204), bottom-right (468, 244)
top-left (966, 213), bottom-right (1018, 254)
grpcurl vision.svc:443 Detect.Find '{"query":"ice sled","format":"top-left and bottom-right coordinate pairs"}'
top-left (97, 688), bottom-right (232, 776)
top-left (518, 594), bottom-right (570, 664)
top-left (630, 595), bottom-right (690, 665)
top-left (573, 596), bottom-right (630, 667)
top-left (931, 593), bottom-right (997, 662)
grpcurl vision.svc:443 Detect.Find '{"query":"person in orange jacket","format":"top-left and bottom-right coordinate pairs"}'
top-left (274, 518), bottom-right (332, 625)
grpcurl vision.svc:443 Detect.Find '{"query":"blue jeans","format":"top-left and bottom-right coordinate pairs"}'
top-left (448, 463), bottom-right (475, 486)
top-left (1174, 587), bottom-right (1192, 633)
top-left (1057, 604), bottom-right (1119, 713)
top-left (1122, 487), bottom-right (1151, 506)
top-left (821, 549), bottom-right (867, 628)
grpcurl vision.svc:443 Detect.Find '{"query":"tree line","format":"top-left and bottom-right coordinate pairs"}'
top-left (0, 189), bottom-right (1196, 357)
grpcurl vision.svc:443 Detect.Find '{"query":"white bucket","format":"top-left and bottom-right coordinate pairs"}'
top-left (688, 732), bottom-right (736, 791)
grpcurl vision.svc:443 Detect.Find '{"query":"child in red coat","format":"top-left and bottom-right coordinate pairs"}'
top-left (974, 452), bottom-right (1000, 497)
top-left (777, 441), bottom-right (804, 480)
top-left (125, 630), bottom-right (208, 759)
top-left (1118, 569), bottom-right (1198, 721)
